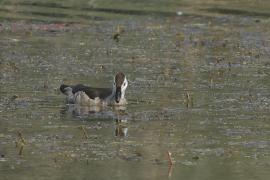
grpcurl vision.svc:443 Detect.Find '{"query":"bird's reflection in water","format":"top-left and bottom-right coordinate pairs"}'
top-left (71, 105), bottom-right (105, 117)
top-left (61, 104), bottom-right (127, 117)
top-left (115, 119), bottom-right (128, 137)
top-left (60, 104), bottom-right (129, 137)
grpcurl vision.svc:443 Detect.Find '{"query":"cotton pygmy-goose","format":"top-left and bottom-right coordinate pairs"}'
top-left (60, 72), bottom-right (128, 106)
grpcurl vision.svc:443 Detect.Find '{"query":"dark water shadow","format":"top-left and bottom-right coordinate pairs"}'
top-left (0, 7), bottom-right (10, 13)
top-left (204, 7), bottom-right (270, 18)
top-left (0, 16), bottom-right (64, 23)
top-left (0, 8), bottom-right (105, 22)
top-left (5, 1), bottom-right (178, 17)
top-left (82, 7), bottom-right (176, 17)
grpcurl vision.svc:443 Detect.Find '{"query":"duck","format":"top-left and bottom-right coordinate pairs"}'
top-left (60, 72), bottom-right (128, 106)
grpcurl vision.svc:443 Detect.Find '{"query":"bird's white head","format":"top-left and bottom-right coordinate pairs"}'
top-left (113, 72), bottom-right (128, 103)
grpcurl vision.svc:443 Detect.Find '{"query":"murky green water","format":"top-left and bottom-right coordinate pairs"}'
top-left (1, 0), bottom-right (270, 180)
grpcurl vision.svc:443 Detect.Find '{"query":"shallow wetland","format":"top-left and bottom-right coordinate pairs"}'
top-left (0, 0), bottom-right (270, 180)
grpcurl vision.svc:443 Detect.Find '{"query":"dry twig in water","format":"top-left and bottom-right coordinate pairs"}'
top-left (18, 144), bottom-right (24, 155)
top-left (18, 132), bottom-right (26, 144)
top-left (79, 126), bottom-right (89, 139)
top-left (168, 164), bottom-right (173, 178)
top-left (185, 92), bottom-right (193, 108)
top-left (16, 131), bottom-right (26, 155)
top-left (167, 151), bottom-right (174, 165)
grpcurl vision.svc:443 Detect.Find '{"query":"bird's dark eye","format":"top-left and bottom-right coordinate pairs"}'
top-left (123, 83), bottom-right (126, 86)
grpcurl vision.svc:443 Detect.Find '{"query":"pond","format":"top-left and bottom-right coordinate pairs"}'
top-left (0, 0), bottom-right (270, 179)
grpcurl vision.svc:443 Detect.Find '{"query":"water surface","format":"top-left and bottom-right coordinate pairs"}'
top-left (0, 0), bottom-right (270, 180)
